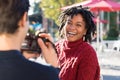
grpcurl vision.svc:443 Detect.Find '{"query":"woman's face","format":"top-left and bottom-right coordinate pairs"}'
top-left (64, 14), bottom-right (87, 42)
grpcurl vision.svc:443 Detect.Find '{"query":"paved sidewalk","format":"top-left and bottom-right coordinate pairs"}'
top-left (97, 51), bottom-right (120, 80)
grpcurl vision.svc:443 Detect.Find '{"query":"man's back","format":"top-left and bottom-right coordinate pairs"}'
top-left (0, 50), bottom-right (59, 80)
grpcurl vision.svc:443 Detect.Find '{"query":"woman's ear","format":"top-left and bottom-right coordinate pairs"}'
top-left (18, 12), bottom-right (28, 27)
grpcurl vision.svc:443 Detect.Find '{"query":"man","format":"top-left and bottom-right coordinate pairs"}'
top-left (0, 0), bottom-right (59, 80)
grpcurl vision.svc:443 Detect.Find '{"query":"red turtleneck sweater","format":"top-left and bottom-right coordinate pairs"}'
top-left (55, 39), bottom-right (100, 80)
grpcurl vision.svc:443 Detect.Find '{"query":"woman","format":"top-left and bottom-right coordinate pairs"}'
top-left (55, 6), bottom-right (100, 80)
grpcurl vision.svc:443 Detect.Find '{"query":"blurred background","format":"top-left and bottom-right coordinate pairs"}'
top-left (28, 0), bottom-right (120, 80)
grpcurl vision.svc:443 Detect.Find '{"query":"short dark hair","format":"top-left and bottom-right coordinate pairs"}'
top-left (58, 5), bottom-right (96, 43)
top-left (0, 0), bottom-right (30, 34)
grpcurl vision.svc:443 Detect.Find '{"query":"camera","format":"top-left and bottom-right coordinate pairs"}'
top-left (21, 30), bottom-right (50, 54)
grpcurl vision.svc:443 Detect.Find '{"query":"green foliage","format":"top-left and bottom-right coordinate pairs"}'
top-left (110, 12), bottom-right (117, 27)
top-left (104, 12), bottom-right (119, 40)
top-left (33, 3), bottom-right (42, 13)
top-left (40, 0), bottom-right (85, 24)
top-left (105, 28), bottom-right (119, 40)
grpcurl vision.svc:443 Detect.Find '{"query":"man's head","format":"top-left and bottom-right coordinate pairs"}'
top-left (0, 0), bottom-right (30, 34)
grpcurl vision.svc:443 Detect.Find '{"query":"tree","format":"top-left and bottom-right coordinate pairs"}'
top-left (40, 0), bottom-right (85, 24)
top-left (106, 28), bottom-right (119, 40)
top-left (29, 0), bottom-right (42, 24)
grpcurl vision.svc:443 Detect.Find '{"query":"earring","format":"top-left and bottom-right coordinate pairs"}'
top-left (83, 35), bottom-right (85, 41)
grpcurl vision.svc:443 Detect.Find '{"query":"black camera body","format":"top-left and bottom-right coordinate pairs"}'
top-left (21, 32), bottom-right (50, 53)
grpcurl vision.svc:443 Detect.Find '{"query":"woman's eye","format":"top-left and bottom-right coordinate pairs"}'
top-left (68, 22), bottom-right (71, 24)
top-left (67, 22), bottom-right (72, 25)
top-left (76, 24), bottom-right (81, 27)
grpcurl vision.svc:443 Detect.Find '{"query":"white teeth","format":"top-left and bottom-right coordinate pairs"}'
top-left (68, 32), bottom-right (76, 35)
top-left (67, 32), bottom-right (76, 37)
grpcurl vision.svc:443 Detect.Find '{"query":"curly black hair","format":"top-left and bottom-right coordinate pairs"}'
top-left (58, 5), bottom-right (96, 43)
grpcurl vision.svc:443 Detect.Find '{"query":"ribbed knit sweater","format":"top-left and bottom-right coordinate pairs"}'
top-left (55, 39), bottom-right (100, 80)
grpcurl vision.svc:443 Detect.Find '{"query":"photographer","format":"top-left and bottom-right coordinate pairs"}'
top-left (0, 0), bottom-right (59, 80)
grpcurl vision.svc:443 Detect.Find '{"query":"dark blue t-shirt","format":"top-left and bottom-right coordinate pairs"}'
top-left (0, 50), bottom-right (59, 80)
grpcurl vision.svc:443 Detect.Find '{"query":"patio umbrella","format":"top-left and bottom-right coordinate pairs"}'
top-left (85, 0), bottom-right (120, 12)
top-left (93, 18), bottom-right (108, 24)
top-left (85, 0), bottom-right (120, 53)
top-left (61, 0), bottom-right (120, 11)
top-left (61, 0), bottom-right (98, 10)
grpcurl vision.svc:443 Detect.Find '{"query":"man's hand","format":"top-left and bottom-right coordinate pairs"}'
top-left (37, 33), bottom-right (59, 68)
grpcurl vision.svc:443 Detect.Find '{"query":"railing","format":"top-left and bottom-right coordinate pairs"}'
top-left (91, 40), bottom-right (119, 53)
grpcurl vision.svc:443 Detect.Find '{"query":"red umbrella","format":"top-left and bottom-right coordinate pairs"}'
top-left (61, 0), bottom-right (98, 10)
top-left (85, 0), bottom-right (120, 12)
top-left (93, 18), bottom-right (108, 23)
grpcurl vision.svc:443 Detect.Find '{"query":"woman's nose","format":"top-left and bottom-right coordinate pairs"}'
top-left (69, 25), bottom-right (76, 29)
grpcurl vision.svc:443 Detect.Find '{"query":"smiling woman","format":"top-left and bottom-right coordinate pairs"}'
top-left (64, 14), bottom-right (87, 42)
top-left (55, 5), bottom-right (100, 80)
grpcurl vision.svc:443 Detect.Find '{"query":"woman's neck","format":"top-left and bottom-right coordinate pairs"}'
top-left (64, 38), bottom-right (84, 48)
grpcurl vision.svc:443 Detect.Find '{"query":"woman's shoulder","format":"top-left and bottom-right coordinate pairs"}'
top-left (83, 42), bottom-right (95, 50)
top-left (80, 42), bottom-right (99, 65)
top-left (81, 42), bottom-right (97, 56)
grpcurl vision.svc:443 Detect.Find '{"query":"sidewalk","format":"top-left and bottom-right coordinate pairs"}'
top-left (97, 50), bottom-right (120, 80)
